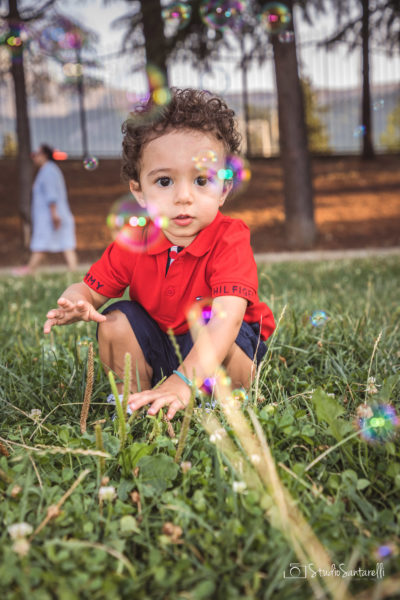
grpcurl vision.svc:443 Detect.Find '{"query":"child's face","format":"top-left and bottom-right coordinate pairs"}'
top-left (129, 129), bottom-right (232, 247)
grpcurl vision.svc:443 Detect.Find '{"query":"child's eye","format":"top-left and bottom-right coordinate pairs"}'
top-left (195, 176), bottom-right (210, 187)
top-left (156, 176), bottom-right (173, 187)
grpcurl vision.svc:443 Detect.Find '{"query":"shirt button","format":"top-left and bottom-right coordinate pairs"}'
top-left (166, 287), bottom-right (175, 296)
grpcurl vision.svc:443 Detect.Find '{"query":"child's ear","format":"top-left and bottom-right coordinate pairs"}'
top-left (129, 179), bottom-right (146, 208)
top-left (219, 179), bottom-right (233, 207)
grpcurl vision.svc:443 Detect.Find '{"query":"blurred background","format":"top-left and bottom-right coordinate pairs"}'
top-left (0, 0), bottom-right (399, 267)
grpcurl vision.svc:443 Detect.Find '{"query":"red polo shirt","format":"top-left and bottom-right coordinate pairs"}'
top-left (83, 211), bottom-right (275, 340)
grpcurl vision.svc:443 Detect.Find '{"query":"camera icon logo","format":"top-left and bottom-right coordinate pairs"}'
top-left (283, 563), bottom-right (307, 579)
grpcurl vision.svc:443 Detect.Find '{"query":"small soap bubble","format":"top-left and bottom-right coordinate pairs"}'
top-left (218, 155), bottom-right (251, 193)
top-left (372, 99), bottom-right (384, 112)
top-left (107, 194), bottom-right (169, 253)
top-left (187, 297), bottom-right (228, 328)
top-left (192, 149), bottom-right (218, 173)
top-left (232, 388), bottom-right (248, 402)
top-left (310, 310), bottom-right (328, 327)
top-left (355, 404), bottom-right (400, 444)
top-left (83, 156), bottom-right (99, 171)
top-left (162, 2), bottom-right (192, 31)
top-left (202, 376), bottom-right (217, 395)
top-left (278, 30), bottom-right (294, 43)
top-left (199, 0), bottom-right (248, 33)
top-left (200, 65), bottom-right (231, 94)
top-left (353, 125), bottom-right (366, 138)
top-left (126, 65), bottom-right (171, 125)
top-left (259, 2), bottom-right (292, 35)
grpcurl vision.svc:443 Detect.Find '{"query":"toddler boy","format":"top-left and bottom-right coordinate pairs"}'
top-left (44, 88), bottom-right (275, 420)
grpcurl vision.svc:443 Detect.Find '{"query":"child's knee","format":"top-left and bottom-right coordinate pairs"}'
top-left (98, 310), bottom-right (128, 342)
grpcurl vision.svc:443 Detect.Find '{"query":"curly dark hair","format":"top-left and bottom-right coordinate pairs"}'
top-left (121, 88), bottom-right (241, 182)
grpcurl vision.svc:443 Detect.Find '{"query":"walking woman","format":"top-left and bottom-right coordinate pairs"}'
top-left (14, 144), bottom-right (77, 275)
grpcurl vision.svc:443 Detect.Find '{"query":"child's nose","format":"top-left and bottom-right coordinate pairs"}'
top-left (174, 182), bottom-right (193, 204)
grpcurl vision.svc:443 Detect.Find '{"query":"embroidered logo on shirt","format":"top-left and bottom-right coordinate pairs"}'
top-left (212, 284), bottom-right (254, 297)
top-left (84, 272), bottom-right (104, 291)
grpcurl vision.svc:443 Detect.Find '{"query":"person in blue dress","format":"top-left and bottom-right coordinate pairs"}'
top-left (14, 144), bottom-right (77, 275)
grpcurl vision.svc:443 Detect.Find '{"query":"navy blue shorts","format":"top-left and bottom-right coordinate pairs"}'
top-left (99, 300), bottom-right (267, 386)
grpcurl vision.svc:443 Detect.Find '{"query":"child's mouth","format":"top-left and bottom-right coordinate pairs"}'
top-left (173, 215), bottom-right (194, 226)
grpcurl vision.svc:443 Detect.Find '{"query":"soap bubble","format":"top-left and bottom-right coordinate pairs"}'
top-left (126, 65), bottom-right (171, 125)
top-left (372, 99), bottom-right (384, 112)
top-left (187, 297), bottom-right (228, 329)
top-left (83, 156), bottom-right (99, 171)
top-left (355, 404), bottom-right (400, 444)
top-left (259, 2), bottom-right (292, 35)
top-left (162, 2), bottom-right (192, 32)
top-left (232, 388), bottom-right (248, 402)
top-left (353, 125), bottom-right (366, 138)
top-left (278, 30), bottom-right (294, 43)
top-left (192, 149), bottom-right (218, 173)
top-left (218, 155), bottom-right (251, 193)
top-left (107, 194), bottom-right (169, 253)
top-left (199, 0), bottom-right (248, 33)
top-left (201, 376), bottom-right (217, 395)
top-left (310, 310), bottom-right (328, 327)
top-left (200, 65), bottom-right (231, 94)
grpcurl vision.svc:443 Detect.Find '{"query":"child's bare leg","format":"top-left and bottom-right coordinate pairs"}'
top-left (27, 251), bottom-right (45, 272)
top-left (98, 310), bottom-right (153, 394)
top-left (223, 343), bottom-right (256, 390)
top-left (63, 249), bottom-right (78, 271)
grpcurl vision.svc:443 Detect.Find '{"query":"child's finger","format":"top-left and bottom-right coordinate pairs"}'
top-left (166, 399), bottom-right (186, 421)
top-left (147, 394), bottom-right (183, 416)
top-left (89, 310), bottom-right (107, 323)
top-left (128, 391), bottom-right (155, 411)
top-left (43, 318), bottom-right (57, 334)
top-left (57, 297), bottom-right (74, 309)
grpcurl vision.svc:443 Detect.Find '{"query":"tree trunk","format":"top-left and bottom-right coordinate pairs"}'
top-left (8, 0), bottom-right (33, 247)
top-left (76, 48), bottom-right (89, 158)
top-left (361, 0), bottom-right (375, 159)
top-left (240, 36), bottom-right (251, 157)
top-left (141, 0), bottom-right (169, 83)
top-left (271, 4), bottom-right (316, 249)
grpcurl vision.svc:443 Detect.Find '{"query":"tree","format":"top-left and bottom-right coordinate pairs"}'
top-left (269, 4), bottom-right (316, 248)
top-left (313, 0), bottom-right (400, 159)
top-left (109, 0), bottom-right (170, 82)
top-left (0, 0), bottom-right (57, 245)
top-left (380, 100), bottom-right (400, 151)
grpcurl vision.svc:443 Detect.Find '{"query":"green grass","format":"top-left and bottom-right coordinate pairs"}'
top-left (0, 256), bottom-right (399, 600)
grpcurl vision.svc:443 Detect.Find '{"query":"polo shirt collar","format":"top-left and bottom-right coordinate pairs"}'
top-left (147, 211), bottom-right (223, 256)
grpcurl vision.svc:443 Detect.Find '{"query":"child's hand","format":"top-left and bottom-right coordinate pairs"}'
top-left (43, 297), bottom-right (107, 334)
top-left (128, 374), bottom-right (192, 420)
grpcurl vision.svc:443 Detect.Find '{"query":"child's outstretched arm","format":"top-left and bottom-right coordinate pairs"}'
top-left (44, 282), bottom-right (109, 334)
top-left (128, 296), bottom-right (248, 420)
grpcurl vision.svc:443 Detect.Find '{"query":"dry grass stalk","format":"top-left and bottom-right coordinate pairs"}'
top-left (30, 469), bottom-right (90, 540)
top-left (80, 342), bottom-right (94, 434)
top-left (48, 538), bottom-right (136, 578)
top-left (174, 391), bottom-right (195, 464)
top-left (190, 318), bottom-right (354, 600)
top-left (0, 440), bottom-right (10, 457)
top-left (95, 423), bottom-right (106, 475)
top-left (0, 436), bottom-right (110, 458)
top-left (163, 415), bottom-right (176, 438)
top-left (122, 352), bottom-right (131, 421)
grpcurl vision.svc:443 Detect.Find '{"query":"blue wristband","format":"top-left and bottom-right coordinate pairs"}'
top-left (173, 370), bottom-right (193, 388)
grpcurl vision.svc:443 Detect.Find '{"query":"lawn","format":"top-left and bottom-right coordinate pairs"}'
top-left (0, 256), bottom-right (399, 600)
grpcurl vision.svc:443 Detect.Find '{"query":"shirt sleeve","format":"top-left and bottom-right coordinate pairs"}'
top-left (42, 165), bottom-right (63, 206)
top-left (83, 242), bottom-right (134, 298)
top-left (207, 219), bottom-right (258, 303)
